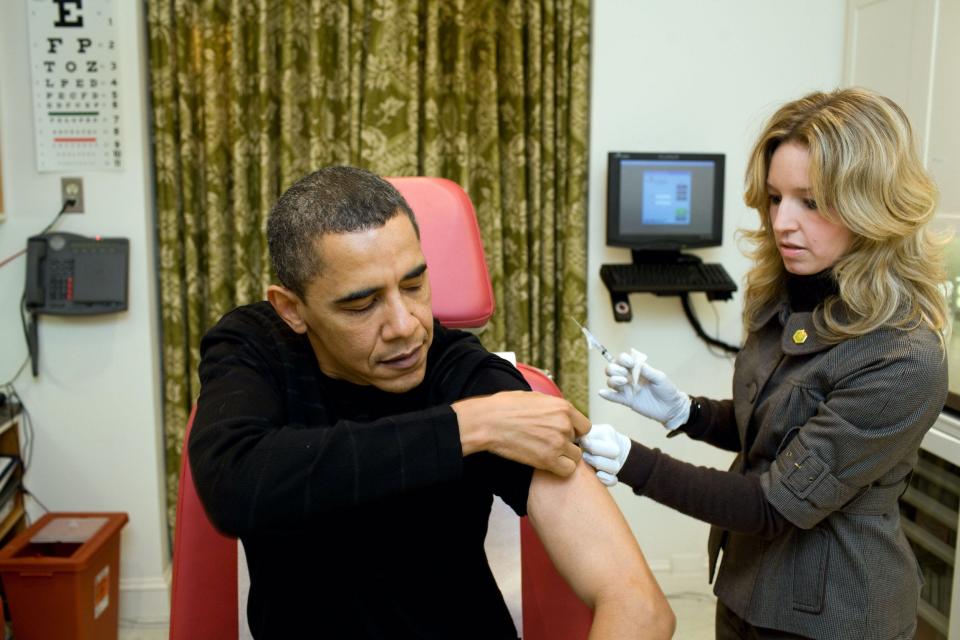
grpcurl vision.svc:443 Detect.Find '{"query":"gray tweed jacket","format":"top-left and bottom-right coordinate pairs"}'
top-left (707, 300), bottom-right (947, 639)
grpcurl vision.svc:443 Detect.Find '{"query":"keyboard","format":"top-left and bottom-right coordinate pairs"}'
top-left (600, 262), bottom-right (737, 299)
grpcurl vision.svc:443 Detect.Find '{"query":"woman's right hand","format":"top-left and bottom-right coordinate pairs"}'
top-left (599, 349), bottom-right (691, 430)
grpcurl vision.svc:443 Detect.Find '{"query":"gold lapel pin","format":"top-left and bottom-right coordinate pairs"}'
top-left (792, 329), bottom-right (808, 345)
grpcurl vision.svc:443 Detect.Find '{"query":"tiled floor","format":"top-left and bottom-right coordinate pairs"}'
top-left (118, 622), bottom-right (168, 640)
top-left (117, 573), bottom-right (717, 639)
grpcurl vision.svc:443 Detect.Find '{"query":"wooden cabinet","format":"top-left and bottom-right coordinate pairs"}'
top-left (902, 447), bottom-right (957, 638)
top-left (0, 412), bottom-right (26, 547)
top-left (907, 416), bottom-right (960, 639)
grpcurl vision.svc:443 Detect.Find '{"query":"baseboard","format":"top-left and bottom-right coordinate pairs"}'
top-left (119, 570), bottom-right (171, 626)
top-left (654, 564), bottom-right (715, 602)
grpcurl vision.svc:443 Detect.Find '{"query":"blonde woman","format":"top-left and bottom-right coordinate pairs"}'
top-left (581, 88), bottom-right (947, 639)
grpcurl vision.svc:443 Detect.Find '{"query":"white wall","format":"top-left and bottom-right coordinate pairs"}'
top-left (0, 1), bottom-right (168, 624)
top-left (588, 0), bottom-right (846, 580)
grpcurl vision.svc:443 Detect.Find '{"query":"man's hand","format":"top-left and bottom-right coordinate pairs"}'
top-left (452, 390), bottom-right (591, 477)
top-left (599, 350), bottom-right (691, 430)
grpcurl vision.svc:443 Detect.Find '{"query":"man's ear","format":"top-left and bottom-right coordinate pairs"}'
top-left (267, 285), bottom-right (308, 334)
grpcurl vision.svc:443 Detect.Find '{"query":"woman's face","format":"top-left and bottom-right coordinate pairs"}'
top-left (767, 141), bottom-right (854, 275)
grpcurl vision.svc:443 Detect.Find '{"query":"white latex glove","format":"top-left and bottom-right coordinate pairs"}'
top-left (580, 423), bottom-right (631, 487)
top-left (599, 349), bottom-right (691, 430)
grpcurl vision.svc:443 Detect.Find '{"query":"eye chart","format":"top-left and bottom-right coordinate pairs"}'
top-left (27, 0), bottom-right (123, 171)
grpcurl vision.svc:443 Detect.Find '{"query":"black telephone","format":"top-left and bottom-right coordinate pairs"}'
top-left (24, 232), bottom-right (129, 376)
top-left (25, 232), bottom-right (129, 314)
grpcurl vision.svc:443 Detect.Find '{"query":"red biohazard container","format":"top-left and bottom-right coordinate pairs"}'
top-left (0, 512), bottom-right (128, 640)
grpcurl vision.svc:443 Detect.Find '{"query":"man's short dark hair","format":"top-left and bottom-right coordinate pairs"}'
top-left (267, 166), bottom-right (419, 298)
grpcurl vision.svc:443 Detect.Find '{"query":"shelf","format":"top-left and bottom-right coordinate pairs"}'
top-left (0, 504), bottom-right (24, 542)
top-left (919, 597), bottom-right (951, 637)
top-left (0, 415), bottom-right (26, 547)
top-left (0, 418), bottom-right (17, 439)
top-left (903, 486), bottom-right (960, 532)
top-left (916, 457), bottom-right (960, 496)
top-left (904, 518), bottom-right (955, 567)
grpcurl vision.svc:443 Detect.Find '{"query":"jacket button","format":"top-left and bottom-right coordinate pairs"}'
top-left (747, 382), bottom-right (758, 402)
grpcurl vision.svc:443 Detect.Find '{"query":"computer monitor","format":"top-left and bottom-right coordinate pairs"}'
top-left (607, 152), bottom-right (725, 255)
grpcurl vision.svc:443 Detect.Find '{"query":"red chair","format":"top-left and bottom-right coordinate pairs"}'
top-left (168, 177), bottom-right (591, 639)
top-left (170, 405), bottom-right (238, 639)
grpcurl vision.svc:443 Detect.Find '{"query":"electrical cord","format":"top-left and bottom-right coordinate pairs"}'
top-left (18, 291), bottom-right (39, 378)
top-left (0, 358), bottom-right (28, 391)
top-left (2, 386), bottom-right (33, 473)
top-left (0, 249), bottom-right (26, 270)
top-left (22, 485), bottom-right (49, 518)
top-left (39, 200), bottom-right (72, 234)
top-left (0, 202), bottom-right (72, 526)
top-left (3, 200), bottom-right (73, 378)
top-left (679, 293), bottom-right (741, 355)
top-left (18, 293), bottom-right (31, 372)
top-left (704, 298), bottom-right (737, 362)
top-left (0, 199), bottom-right (72, 270)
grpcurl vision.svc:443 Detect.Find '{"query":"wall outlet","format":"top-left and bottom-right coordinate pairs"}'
top-left (61, 177), bottom-right (84, 213)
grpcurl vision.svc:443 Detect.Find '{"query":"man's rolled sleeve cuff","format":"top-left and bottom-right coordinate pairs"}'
top-left (761, 434), bottom-right (858, 529)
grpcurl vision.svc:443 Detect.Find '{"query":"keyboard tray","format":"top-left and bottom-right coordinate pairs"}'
top-left (600, 262), bottom-right (737, 300)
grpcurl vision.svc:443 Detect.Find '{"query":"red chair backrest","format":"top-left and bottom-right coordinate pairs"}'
top-left (389, 176), bottom-right (495, 328)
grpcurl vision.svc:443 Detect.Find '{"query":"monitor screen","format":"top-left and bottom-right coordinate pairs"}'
top-left (607, 152), bottom-right (725, 251)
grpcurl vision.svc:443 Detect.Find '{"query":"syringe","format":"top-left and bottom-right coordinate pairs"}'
top-left (571, 317), bottom-right (615, 363)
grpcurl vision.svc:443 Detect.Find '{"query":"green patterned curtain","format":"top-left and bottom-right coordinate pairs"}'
top-left (147, 0), bottom-right (589, 527)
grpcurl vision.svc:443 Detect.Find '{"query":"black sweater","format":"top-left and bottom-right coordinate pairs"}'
top-left (190, 302), bottom-right (532, 639)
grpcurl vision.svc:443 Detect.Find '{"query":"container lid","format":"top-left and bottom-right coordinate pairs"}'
top-left (31, 516), bottom-right (109, 544)
top-left (0, 512), bottom-right (128, 573)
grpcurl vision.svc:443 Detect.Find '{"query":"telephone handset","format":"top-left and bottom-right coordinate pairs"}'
top-left (25, 232), bottom-right (129, 314)
top-left (23, 231), bottom-right (129, 377)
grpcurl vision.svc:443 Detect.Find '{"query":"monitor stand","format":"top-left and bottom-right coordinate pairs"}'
top-left (630, 249), bottom-right (702, 265)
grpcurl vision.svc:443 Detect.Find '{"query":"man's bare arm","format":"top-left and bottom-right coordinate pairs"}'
top-left (527, 460), bottom-right (675, 639)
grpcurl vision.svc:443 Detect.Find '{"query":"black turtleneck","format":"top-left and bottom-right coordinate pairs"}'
top-left (785, 270), bottom-right (839, 312)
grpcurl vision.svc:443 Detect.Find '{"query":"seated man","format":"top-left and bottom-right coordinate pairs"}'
top-left (189, 166), bottom-right (674, 639)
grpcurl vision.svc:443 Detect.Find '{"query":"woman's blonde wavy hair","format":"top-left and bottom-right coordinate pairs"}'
top-left (741, 87), bottom-right (948, 344)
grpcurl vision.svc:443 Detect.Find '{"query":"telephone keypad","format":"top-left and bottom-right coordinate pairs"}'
top-left (48, 260), bottom-right (75, 301)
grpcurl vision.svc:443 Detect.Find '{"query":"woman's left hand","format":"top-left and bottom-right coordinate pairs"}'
top-left (580, 423), bottom-right (631, 486)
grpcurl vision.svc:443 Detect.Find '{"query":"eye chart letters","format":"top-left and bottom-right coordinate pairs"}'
top-left (28, 0), bottom-right (123, 171)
